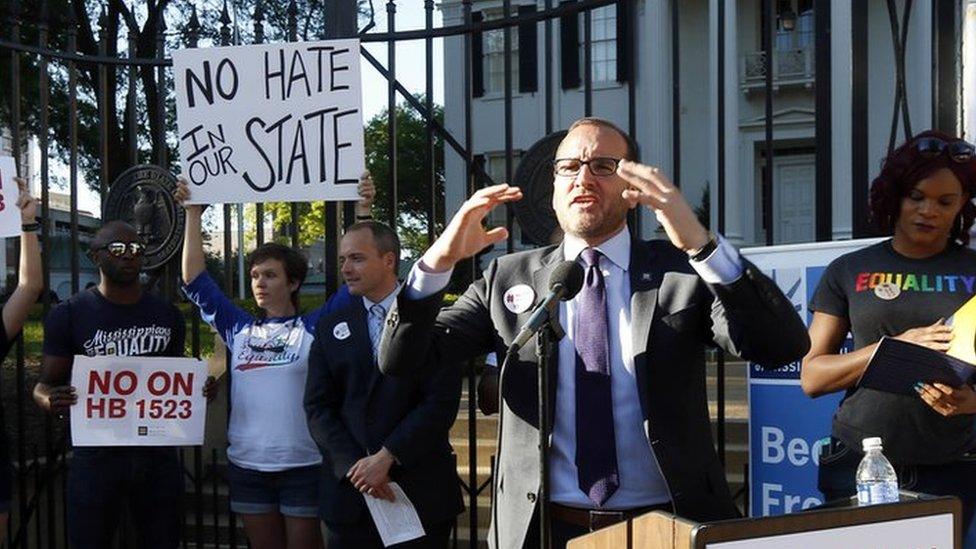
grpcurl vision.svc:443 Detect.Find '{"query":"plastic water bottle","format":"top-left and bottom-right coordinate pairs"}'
top-left (856, 437), bottom-right (899, 505)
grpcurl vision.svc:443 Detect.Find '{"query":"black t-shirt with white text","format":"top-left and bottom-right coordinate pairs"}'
top-left (810, 240), bottom-right (976, 464)
top-left (43, 288), bottom-right (185, 359)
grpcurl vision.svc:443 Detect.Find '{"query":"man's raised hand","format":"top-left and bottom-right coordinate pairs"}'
top-left (420, 184), bottom-right (523, 272)
top-left (618, 160), bottom-right (709, 254)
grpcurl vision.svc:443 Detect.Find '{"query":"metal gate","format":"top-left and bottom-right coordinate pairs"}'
top-left (0, 0), bottom-right (963, 547)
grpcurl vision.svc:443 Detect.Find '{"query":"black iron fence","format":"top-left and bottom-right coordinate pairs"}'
top-left (0, 0), bottom-right (961, 546)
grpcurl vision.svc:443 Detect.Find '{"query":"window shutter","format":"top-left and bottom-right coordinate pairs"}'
top-left (472, 11), bottom-right (485, 98)
top-left (560, 1), bottom-right (581, 89)
top-left (616, 1), bottom-right (630, 82)
top-left (518, 5), bottom-right (538, 93)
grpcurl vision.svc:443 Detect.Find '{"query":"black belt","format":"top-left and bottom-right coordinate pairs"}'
top-left (549, 502), bottom-right (672, 531)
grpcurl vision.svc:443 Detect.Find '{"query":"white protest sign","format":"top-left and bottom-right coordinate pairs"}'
top-left (70, 355), bottom-right (208, 447)
top-left (0, 157), bottom-right (22, 238)
top-left (172, 39), bottom-right (364, 205)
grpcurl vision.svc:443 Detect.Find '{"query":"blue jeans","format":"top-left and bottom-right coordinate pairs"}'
top-left (819, 437), bottom-right (976, 548)
top-left (67, 447), bottom-right (181, 549)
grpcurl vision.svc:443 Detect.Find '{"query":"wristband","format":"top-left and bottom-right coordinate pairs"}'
top-left (21, 222), bottom-right (40, 233)
top-left (687, 232), bottom-right (718, 262)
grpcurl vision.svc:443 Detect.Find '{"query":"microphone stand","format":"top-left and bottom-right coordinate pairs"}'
top-left (535, 298), bottom-right (564, 549)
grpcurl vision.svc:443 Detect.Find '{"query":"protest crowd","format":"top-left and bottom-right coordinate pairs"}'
top-left (3, 114), bottom-right (974, 549)
top-left (0, 10), bottom-right (975, 549)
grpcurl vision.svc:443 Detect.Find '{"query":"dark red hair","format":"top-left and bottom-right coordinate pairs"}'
top-left (869, 130), bottom-right (976, 245)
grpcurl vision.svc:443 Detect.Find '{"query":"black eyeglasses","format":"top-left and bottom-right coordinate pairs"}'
top-left (552, 157), bottom-right (621, 177)
top-left (95, 241), bottom-right (146, 258)
top-left (916, 137), bottom-right (975, 163)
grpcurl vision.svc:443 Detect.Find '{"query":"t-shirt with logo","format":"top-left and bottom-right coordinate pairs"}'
top-left (43, 288), bottom-right (184, 360)
top-left (810, 239), bottom-right (976, 464)
top-left (183, 272), bottom-right (352, 472)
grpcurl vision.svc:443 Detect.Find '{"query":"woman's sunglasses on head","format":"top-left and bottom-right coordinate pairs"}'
top-left (915, 137), bottom-right (975, 163)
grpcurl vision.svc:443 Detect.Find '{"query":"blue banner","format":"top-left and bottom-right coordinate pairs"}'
top-left (742, 240), bottom-right (879, 517)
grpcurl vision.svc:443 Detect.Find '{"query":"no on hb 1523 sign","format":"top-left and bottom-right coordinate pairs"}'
top-left (70, 355), bottom-right (208, 447)
top-left (172, 39), bottom-right (364, 205)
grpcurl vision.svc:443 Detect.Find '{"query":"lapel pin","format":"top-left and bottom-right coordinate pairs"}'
top-left (503, 284), bottom-right (535, 314)
top-left (641, 273), bottom-right (652, 281)
top-left (333, 321), bottom-right (351, 341)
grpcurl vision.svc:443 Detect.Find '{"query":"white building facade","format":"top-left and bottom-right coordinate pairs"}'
top-left (439, 0), bottom-right (970, 259)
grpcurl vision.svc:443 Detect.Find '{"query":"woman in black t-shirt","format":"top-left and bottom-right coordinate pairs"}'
top-left (0, 177), bottom-right (43, 537)
top-left (802, 131), bottom-right (976, 538)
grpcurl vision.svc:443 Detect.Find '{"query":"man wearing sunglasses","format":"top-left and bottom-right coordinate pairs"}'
top-left (33, 220), bottom-right (190, 549)
top-left (377, 117), bottom-right (811, 548)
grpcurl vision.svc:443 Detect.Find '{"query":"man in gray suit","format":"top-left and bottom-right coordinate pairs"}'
top-left (379, 118), bottom-right (809, 548)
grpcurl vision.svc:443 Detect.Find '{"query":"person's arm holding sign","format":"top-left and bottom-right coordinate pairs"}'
top-left (354, 171), bottom-right (376, 220)
top-left (3, 178), bottom-right (42, 342)
top-left (177, 180), bottom-right (207, 286)
top-left (33, 308), bottom-right (77, 417)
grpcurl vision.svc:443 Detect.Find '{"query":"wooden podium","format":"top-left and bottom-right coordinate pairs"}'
top-left (568, 492), bottom-right (961, 548)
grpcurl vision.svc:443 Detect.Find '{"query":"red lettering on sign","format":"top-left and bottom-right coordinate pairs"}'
top-left (88, 370), bottom-right (137, 396)
top-left (148, 372), bottom-right (195, 396)
top-left (87, 397), bottom-right (105, 418)
top-left (147, 372), bottom-right (170, 396)
top-left (108, 398), bottom-right (126, 418)
top-left (88, 371), bottom-right (111, 395)
top-left (114, 371), bottom-right (137, 395)
top-left (173, 373), bottom-right (194, 396)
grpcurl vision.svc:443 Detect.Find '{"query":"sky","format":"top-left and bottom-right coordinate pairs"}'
top-left (32, 2), bottom-right (445, 220)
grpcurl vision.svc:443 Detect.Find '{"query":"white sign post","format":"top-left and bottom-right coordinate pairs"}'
top-left (0, 156), bottom-right (23, 238)
top-left (70, 356), bottom-right (208, 446)
top-left (172, 39), bottom-right (364, 205)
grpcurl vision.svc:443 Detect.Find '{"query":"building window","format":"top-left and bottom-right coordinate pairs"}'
top-left (483, 10), bottom-right (520, 94)
top-left (579, 5), bottom-right (617, 82)
top-left (483, 152), bottom-right (524, 245)
top-left (775, 0), bottom-right (814, 52)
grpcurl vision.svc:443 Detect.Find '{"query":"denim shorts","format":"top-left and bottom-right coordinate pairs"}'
top-left (227, 462), bottom-right (320, 518)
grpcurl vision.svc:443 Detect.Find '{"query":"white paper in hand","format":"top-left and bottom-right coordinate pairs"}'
top-left (362, 482), bottom-right (425, 547)
top-left (0, 157), bottom-right (22, 238)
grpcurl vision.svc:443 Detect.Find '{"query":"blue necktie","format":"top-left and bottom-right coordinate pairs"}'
top-left (575, 248), bottom-right (618, 507)
top-left (368, 303), bottom-right (386, 361)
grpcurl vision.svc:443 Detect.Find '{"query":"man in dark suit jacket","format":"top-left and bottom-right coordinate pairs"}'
top-left (378, 118), bottom-right (810, 549)
top-left (305, 221), bottom-right (463, 548)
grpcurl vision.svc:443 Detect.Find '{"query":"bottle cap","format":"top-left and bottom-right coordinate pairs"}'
top-left (862, 437), bottom-right (883, 451)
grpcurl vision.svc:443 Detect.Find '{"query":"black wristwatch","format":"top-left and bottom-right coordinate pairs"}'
top-left (21, 222), bottom-right (40, 233)
top-left (688, 232), bottom-right (718, 262)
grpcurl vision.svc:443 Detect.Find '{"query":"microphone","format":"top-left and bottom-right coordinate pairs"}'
top-left (509, 260), bottom-right (585, 352)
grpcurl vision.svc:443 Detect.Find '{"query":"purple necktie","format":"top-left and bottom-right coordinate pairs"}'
top-left (575, 248), bottom-right (618, 507)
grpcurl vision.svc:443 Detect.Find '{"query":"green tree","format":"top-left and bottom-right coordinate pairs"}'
top-left (365, 97), bottom-right (445, 255)
top-left (0, 0), bottom-right (371, 191)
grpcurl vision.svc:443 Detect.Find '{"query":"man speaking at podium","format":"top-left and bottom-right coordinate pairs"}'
top-left (379, 118), bottom-right (810, 548)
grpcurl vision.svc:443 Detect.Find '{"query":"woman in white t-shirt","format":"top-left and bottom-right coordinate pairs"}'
top-left (176, 176), bottom-right (374, 549)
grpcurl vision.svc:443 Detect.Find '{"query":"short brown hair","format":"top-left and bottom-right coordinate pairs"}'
top-left (566, 117), bottom-right (638, 161)
top-left (345, 221), bottom-right (401, 273)
top-left (246, 243), bottom-right (308, 310)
